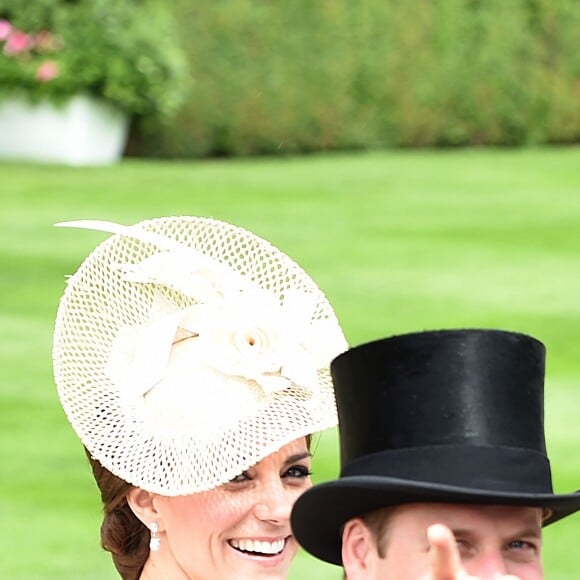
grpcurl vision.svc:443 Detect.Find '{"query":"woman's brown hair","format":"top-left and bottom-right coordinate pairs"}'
top-left (85, 448), bottom-right (149, 580)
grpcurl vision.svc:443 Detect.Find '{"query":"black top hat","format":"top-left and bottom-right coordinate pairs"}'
top-left (291, 329), bottom-right (580, 565)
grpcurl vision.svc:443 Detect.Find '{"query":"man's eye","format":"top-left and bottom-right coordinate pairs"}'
top-left (506, 539), bottom-right (541, 563)
top-left (453, 538), bottom-right (473, 557)
top-left (285, 465), bottom-right (312, 479)
top-left (509, 540), bottom-right (537, 552)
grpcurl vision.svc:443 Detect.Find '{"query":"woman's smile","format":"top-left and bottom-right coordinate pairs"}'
top-left (134, 437), bottom-right (312, 579)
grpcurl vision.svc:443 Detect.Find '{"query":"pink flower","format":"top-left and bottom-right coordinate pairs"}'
top-left (0, 19), bottom-right (11, 41)
top-left (36, 60), bottom-right (60, 82)
top-left (3, 30), bottom-right (34, 55)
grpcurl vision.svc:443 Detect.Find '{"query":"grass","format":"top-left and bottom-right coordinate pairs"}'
top-left (1, 146), bottom-right (579, 578)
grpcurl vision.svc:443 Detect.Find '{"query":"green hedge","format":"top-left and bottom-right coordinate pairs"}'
top-left (142, 0), bottom-right (580, 157)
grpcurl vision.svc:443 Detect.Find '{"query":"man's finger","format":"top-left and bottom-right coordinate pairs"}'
top-left (427, 524), bottom-right (464, 580)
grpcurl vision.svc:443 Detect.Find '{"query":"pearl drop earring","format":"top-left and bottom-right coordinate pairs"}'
top-left (149, 522), bottom-right (160, 552)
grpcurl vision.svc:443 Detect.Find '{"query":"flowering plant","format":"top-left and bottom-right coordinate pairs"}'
top-left (0, 0), bottom-right (188, 120)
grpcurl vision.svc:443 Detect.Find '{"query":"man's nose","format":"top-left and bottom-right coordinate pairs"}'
top-left (465, 549), bottom-right (509, 579)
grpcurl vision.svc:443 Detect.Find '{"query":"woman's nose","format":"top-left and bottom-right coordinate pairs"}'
top-left (253, 482), bottom-right (295, 524)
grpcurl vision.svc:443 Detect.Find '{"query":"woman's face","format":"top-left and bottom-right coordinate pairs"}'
top-left (149, 437), bottom-right (311, 580)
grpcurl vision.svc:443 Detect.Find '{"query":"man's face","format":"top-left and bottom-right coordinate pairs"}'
top-left (342, 503), bottom-right (543, 579)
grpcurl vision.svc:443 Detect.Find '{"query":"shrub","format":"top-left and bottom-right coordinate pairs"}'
top-left (0, 0), bottom-right (188, 120)
top-left (143, 0), bottom-right (580, 157)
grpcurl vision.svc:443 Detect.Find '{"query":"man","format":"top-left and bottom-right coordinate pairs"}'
top-left (291, 329), bottom-right (580, 579)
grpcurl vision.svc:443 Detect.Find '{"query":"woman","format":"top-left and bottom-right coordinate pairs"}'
top-left (52, 216), bottom-right (347, 580)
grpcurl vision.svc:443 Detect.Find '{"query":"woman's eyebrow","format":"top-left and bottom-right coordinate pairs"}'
top-left (283, 452), bottom-right (312, 466)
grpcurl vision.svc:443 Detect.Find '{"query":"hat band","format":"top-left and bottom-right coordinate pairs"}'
top-left (341, 445), bottom-right (554, 495)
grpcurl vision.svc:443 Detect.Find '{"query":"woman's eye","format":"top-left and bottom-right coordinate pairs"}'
top-left (229, 471), bottom-right (250, 483)
top-left (285, 465), bottom-right (312, 479)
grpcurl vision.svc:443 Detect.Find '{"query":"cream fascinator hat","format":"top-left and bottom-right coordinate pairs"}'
top-left (53, 217), bottom-right (347, 495)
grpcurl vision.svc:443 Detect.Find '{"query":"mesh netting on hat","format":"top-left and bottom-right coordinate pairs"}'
top-left (53, 217), bottom-right (347, 495)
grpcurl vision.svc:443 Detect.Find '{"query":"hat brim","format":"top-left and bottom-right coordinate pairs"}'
top-left (291, 475), bottom-right (580, 565)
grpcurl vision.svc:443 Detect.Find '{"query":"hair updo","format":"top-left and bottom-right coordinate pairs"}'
top-left (85, 448), bottom-right (149, 580)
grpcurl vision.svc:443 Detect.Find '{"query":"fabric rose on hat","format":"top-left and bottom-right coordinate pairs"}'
top-left (104, 242), bottom-right (347, 401)
top-left (177, 288), bottom-right (343, 395)
top-left (106, 286), bottom-right (345, 400)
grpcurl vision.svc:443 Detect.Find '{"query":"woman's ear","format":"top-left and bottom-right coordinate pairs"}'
top-left (341, 518), bottom-right (377, 579)
top-left (127, 487), bottom-right (160, 527)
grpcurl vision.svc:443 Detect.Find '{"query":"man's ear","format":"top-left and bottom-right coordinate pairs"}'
top-left (127, 487), bottom-right (161, 528)
top-left (341, 518), bottom-right (379, 579)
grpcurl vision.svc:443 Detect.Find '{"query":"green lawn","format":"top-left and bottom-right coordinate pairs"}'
top-left (1, 147), bottom-right (579, 579)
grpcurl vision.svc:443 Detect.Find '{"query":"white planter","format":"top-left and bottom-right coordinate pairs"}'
top-left (0, 94), bottom-right (129, 166)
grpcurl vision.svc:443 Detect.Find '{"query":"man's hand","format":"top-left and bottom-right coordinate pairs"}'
top-left (426, 524), bottom-right (522, 580)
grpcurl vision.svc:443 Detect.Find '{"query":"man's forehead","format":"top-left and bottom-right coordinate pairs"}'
top-left (392, 502), bottom-right (543, 529)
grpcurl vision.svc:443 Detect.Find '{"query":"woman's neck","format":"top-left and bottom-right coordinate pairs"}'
top-left (140, 558), bottom-right (180, 580)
